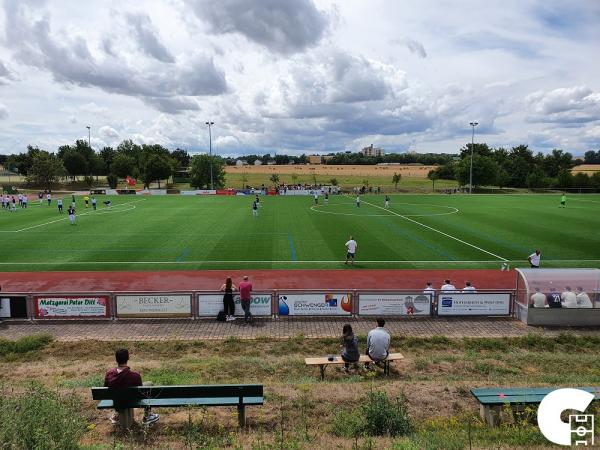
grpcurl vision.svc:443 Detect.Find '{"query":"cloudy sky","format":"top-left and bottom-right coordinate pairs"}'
top-left (0, 0), bottom-right (599, 157)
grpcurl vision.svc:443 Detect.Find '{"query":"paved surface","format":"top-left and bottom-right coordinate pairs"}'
top-left (0, 269), bottom-right (516, 293)
top-left (1, 317), bottom-right (598, 341)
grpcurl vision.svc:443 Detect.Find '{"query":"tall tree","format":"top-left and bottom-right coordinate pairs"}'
top-left (392, 173), bottom-right (401, 190)
top-left (26, 152), bottom-right (66, 190)
top-left (142, 154), bottom-right (173, 188)
top-left (454, 155), bottom-right (499, 188)
top-left (62, 149), bottom-right (88, 178)
top-left (189, 155), bottom-right (226, 189)
top-left (111, 154), bottom-right (136, 179)
top-left (171, 148), bottom-right (191, 169)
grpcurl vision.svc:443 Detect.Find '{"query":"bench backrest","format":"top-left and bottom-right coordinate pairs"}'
top-left (92, 384), bottom-right (263, 407)
top-left (472, 387), bottom-right (600, 405)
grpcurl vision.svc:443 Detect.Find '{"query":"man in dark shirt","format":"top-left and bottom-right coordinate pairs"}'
top-left (105, 348), bottom-right (159, 425)
top-left (546, 288), bottom-right (562, 309)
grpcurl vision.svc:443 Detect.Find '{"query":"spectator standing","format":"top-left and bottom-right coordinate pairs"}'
top-left (530, 288), bottom-right (547, 308)
top-left (440, 279), bottom-right (456, 292)
top-left (339, 324), bottom-right (360, 374)
top-left (104, 348), bottom-right (159, 426)
top-left (239, 276), bottom-right (253, 323)
top-left (220, 277), bottom-right (237, 321)
top-left (528, 250), bottom-right (541, 268)
top-left (365, 318), bottom-right (390, 370)
top-left (576, 287), bottom-right (593, 308)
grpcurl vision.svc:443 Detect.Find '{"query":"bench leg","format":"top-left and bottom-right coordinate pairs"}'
top-left (319, 365), bottom-right (326, 380)
top-left (118, 409), bottom-right (134, 430)
top-left (384, 361), bottom-right (390, 375)
top-left (480, 404), bottom-right (502, 427)
top-left (237, 405), bottom-right (246, 428)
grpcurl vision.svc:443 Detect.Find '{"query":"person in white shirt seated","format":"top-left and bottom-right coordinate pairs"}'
top-left (530, 288), bottom-right (547, 308)
top-left (576, 287), bottom-right (593, 308)
top-left (462, 281), bottom-right (476, 293)
top-left (423, 282), bottom-right (435, 295)
top-left (440, 279), bottom-right (456, 292)
top-left (561, 286), bottom-right (578, 308)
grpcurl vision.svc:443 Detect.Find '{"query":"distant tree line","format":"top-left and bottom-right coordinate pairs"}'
top-left (224, 152), bottom-right (455, 166)
top-left (2, 140), bottom-right (223, 190)
top-left (428, 144), bottom-right (600, 190)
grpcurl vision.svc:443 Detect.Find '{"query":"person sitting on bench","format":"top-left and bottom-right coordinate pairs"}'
top-left (340, 324), bottom-right (360, 373)
top-left (104, 348), bottom-right (159, 426)
top-left (364, 318), bottom-right (390, 370)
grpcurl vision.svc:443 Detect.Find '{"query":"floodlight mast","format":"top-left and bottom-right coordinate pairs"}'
top-left (205, 121), bottom-right (215, 190)
top-left (469, 121), bottom-right (478, 194)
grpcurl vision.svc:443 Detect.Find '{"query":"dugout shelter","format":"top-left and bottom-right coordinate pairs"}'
top-left (515, 268), bottom-right (600, 326)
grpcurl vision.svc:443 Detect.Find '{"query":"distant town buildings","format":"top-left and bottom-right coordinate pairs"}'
top-left (362, 144), bottom-right (385, 157)
top-left (235, 160), bottom-right (248, 167)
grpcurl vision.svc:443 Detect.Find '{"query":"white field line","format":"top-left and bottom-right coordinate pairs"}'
top-left (0, 259), bottom-right (597, 266)
top-left (0, 199), bottom-right (146, 233)
top-left (360, 198), bottom-right (509, 262)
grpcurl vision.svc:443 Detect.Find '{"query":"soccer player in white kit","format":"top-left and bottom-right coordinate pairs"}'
top-left (345, 236), bottom-right (357, 265)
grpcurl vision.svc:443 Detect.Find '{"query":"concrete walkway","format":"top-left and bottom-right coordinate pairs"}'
top-left (1, 317), bottom-right (598, 341)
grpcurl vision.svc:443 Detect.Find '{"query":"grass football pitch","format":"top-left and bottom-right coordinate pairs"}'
top-left (0, 194), bottom-right (598, 271)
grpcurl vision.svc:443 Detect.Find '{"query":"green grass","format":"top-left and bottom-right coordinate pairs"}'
top-left (0, 193), bottom-right (599, 270)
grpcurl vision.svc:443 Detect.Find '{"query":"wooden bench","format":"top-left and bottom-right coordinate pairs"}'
top-left (471, 387), bottom-right (600, 426)
top-left (305, 353), bottom-right (404, 379)
top-left (92, 384), bottom-right (263, 428)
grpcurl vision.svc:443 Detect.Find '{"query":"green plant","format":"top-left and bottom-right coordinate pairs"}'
top-left (106, 173), bottom-right (118, 188)
top-left (0, 334), bottom-right (53, 358)
top-left (332, 390), bottom-right (413, 438)
top-left (0, 383), bottom-right (85, 450)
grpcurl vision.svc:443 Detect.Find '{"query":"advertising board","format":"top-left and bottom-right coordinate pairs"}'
top-left (437, 293), bottom-right (511, 316)
top-left (35, 296), bottom-right (109, 318)
top-left (358, 293), bottom-right (431, 316)
top-left (277, 292), bottom-right (352, 316)
top-left (197, 293), bottom-right (272, 316)
top-left (116, 295), bottom-right (192, 318)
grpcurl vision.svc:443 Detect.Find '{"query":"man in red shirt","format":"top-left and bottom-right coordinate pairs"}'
top-left (239, 276), bottom-right (253, 323)
top-left (104, 348), bottom-right (159, 425)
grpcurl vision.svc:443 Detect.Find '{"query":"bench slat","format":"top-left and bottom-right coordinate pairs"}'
top-left (305, 353), bottom-right (404, 366)
top-left (92, 384), bottom-right (263, 401)
top-left (97, 396), bottom-right (264, 409)
top-left (472, 387), bottom-right (600, 405)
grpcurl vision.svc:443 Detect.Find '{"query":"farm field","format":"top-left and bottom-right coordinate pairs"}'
top-left (0, 193), bottom-right (598, 271)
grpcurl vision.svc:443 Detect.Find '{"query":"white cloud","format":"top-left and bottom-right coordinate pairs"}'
top-left (1, 0), bottom-right (599, 155)
top-left (99, 125), bottom-right (119, 138)
top-left (0, 104), bottom-right (8, 120)
top-left (526, 86), bottom-right (600, 123)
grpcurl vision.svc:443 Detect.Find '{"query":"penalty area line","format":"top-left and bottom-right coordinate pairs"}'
top-left (360, 198), bottom-right (509, 262)
top-left (3, 199), bottom-right (147, 233)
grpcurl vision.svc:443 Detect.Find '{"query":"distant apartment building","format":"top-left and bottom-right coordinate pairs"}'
top-left (362, 144), bottom-right (385, 157)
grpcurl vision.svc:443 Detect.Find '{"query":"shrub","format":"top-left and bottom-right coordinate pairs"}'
top-left (332, 390), bottom-right (413, 438)
top-left (0, 334), bottom-right (53, 357)
top-left (106, 173), bottom-right (118, 189)
top-left (0, 383), bottom-right (85, 449)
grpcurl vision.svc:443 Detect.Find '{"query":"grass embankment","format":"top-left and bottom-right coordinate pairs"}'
top-left (1, 333), bottom-right (599, 449)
